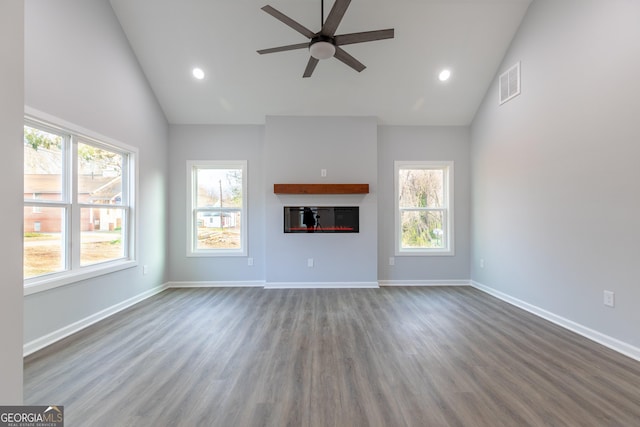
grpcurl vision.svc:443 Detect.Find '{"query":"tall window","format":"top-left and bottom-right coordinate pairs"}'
top-left (187, 160), bottom-right (247, 256)
top-left (24, 118), bottom-right (136, 289)
top-left (395, 161), bottom-right (454, 256)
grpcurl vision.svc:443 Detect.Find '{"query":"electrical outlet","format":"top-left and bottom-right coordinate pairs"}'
top-left (143, 265), bottom-right (149, 275)
top-left (389, 257), bottom-right (395, 266)
top-left (480, 259), bottom-right (485, 269)
top-left (307, 258), bottom-right (314, 267)
top-left (321, 169), bottom-right (327, 177)
top-left (247, 257), bottom-right (253, 266)
top-left (603, 290), bottom-right (615, 307)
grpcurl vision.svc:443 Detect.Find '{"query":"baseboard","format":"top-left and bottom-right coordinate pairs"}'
top-left (470, 280), bottom-right (640, 362)
top-left (23, 283), bottom-right (168, 357)
top-left (167, 281), bottom-right (265, 288)
top-left (264, 281), bottom-right (379, 289)
top-left (378, 280), bottom-right (470, 287)
top-left (168, 280), bottom-right (469, 289)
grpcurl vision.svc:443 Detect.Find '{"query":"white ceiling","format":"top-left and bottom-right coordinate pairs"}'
top-left (109, 0), bottom-right (532, 126)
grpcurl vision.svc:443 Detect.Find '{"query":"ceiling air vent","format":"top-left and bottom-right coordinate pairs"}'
top-left (499, 61), bottom-right (520, 105)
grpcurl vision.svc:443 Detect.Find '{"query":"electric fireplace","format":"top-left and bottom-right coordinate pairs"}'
top-left (284, 206), bottom-right (359, 233)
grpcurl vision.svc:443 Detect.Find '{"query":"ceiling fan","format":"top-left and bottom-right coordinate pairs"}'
top-left (257, 0), bottom-right (394, 78)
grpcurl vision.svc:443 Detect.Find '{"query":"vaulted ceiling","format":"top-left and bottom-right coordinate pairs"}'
top-left (109, 0), bottom-right (532, 125)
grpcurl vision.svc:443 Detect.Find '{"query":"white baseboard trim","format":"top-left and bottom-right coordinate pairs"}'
top-left (264, 281), bottom-right (379, 289)
top-left (379, 280), bottom-right (470, 287)
top-left (167, 281), bottom-right (265, 288)
top-left (24, 283), bottom-right (168, 357)
top-left (470, 280), bottom-right (640, 362)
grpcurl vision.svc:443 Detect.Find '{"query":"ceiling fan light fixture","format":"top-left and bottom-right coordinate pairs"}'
top-left (309, 40), bottom-right (336, 60)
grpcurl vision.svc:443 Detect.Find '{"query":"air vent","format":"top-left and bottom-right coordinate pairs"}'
top-left (499, 61), bottom-right (521, 105)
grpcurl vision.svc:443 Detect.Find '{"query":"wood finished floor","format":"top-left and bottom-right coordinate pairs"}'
top-left (24, 287), bottom-right (640, 427)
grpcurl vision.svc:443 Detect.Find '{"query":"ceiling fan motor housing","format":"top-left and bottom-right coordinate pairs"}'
top-left (309, 35), bottom-right (336, 60)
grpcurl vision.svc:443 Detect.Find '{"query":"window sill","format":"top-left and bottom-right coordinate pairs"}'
top-left (24, 260), bottom-right (138, 296)
top-left (395, 250), bottom-right (455, 257)
top-left (186, 250), bottom-right (247, 258)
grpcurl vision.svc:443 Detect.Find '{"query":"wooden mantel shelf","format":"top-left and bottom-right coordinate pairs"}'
top-left (274, 183), bottom-right (369, 195)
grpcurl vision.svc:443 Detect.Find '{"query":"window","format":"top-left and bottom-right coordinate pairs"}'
top-left (395, 161), bottom-right (454, 256)
top-left (24, 116), bottom-right (136, 292)
top-left (32, 194), bottom-right (43, 213)
top-left (187, 160), bottom-right (247, 256)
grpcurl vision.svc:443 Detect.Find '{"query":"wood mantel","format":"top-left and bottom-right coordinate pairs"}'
top-left (273, 183), bottom-right (369, 194)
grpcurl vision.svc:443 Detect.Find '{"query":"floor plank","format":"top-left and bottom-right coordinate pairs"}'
top-left (24, 287), bottom-right (640, 426)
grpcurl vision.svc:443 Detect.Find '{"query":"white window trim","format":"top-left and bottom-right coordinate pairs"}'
top-left (24, 107), bottom-right (138, 296)
top-left (394, 160), bottom-right (454, 257)
top-left (186, 160), bottom-right (248, 257)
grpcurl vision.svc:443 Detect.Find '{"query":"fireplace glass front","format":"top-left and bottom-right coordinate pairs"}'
top-left (284, 206), bottom-right (359, 233)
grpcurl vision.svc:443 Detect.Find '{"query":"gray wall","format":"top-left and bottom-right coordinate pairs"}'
top-left (265, 116), bottom-right (378, 285)
top-left (0, 0), bottom-right (24, 404)
top-left (167, 119), bottom-right (473, 287)
top-left (471, 0), bottom-right (640, 347)
top-left (168, 125), bottom-right (265, 283)
top-left (378, 126), bottom-right (471, 283)
top-left (23, 0), bottom-right (169, 344)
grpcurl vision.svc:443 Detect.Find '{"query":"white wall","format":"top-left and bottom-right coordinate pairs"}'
top-left (0, 0), bottom-right (24, 404)
top-left (23, 0), bottom-right (169, 345)
top-left (378, 126), bottom-right (471, 283)
top-left (168, 125), bottom-right (265, 283)
top-left (471, 0), bottom-right (640, 351)
top-left (265, 116), bottom-right (378, 286)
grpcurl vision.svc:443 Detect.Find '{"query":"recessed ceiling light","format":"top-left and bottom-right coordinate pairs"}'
top-left (439, 69), bottom-right (451, 82)
top-left (192, 67), bottom-right (205, 80)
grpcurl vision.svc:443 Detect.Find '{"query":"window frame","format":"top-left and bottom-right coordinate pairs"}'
top-left (186, 160), bottom-right (248, 257)
top-left (24, 110), bottom-right (138, 295)
top-left (394, 160), bottom-right (454, 256)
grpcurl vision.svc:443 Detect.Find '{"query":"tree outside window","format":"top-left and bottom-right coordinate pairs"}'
top-left (395, 161), bottom-right (454, 256)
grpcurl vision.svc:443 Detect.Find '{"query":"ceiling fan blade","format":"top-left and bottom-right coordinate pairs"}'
top-left (257, 42), bottom-right (309, 55)
top-left (303, 57), bottom-right (320, 78)
top-left (321, 0), bottom-right (351, 37)
top-left (333, 47), bottom-right (366, 72)
top-left (261, 5), bottom-right (315, 39)
top-left (334, 29), bottom-right (394, 46)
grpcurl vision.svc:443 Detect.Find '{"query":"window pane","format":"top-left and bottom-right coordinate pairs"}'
top-left (80, 207), bottom-right (124, 266)
top-left (78, 142), bottom-right (123, 205)
top-left (24, 126), bottom-right (63, 201)
top-left (401, 210), bottom-right (445, 249)
top-left (399, 168), bottom-right (444, 208)
top-left (196, 168), bottom-right (242, 208)
top-left (196, 210), bottom-right (241, 249)
top-left (24, 206), bottom-right (65, 278)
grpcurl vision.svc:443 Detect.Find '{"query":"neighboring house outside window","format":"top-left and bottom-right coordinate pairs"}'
top-left (32, 193), bottom-right (42, 213)
top-left (23, 116), bottom-right (137, 294)
top-left (187, 160), bottom-right (247, 257)
top-left (395, 160), bottom-right (454, 256)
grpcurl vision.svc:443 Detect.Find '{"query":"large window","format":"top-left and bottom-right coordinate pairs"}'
top-left (187, 160), bottom-right (247, 256)
top-left (395, 161), bottom-right (454, 256)
top-left (24, 117), bottom-right (136, 292)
